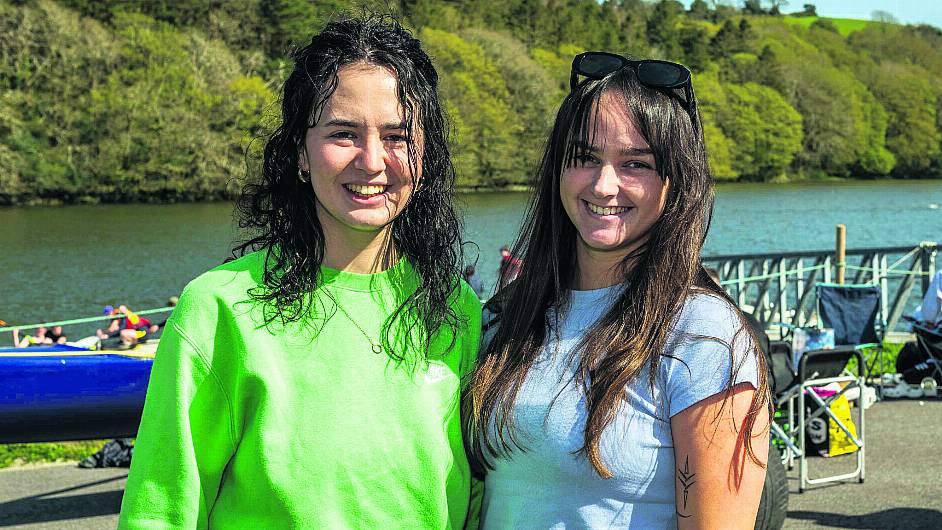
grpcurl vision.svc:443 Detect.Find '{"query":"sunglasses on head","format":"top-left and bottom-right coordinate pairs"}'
top-left (569, 52), bottom-right (698, 127)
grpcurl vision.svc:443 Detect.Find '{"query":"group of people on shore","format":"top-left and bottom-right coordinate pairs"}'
top-left (118, 15), bottom-right (770, 530)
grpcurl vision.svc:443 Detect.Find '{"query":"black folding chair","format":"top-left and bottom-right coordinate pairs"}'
top-left (767, 283), bottom-right (880, 492)
top-left (772, 345), bottom-right (866, 492)
top-left (817, 283), bottom-right (885, 391)
top-left (766, 340), bottom-right (803, 466)
top-left (795, 346), bottom-right (866, 492)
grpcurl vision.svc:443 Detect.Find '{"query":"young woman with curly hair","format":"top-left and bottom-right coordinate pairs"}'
top-left (120, 16), bottom-right (480, 529)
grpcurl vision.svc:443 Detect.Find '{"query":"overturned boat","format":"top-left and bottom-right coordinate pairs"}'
top-left (0, 344), bottom-right (153, 444)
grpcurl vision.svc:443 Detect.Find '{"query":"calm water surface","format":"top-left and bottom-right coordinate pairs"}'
top-left (2, 180), bottom-right (940, 337)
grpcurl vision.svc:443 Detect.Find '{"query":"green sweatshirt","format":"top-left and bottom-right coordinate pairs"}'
top-left (118, 250), bottom-right (481, 529)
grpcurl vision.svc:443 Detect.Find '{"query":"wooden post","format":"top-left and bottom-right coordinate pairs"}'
top-left (836, 224), bottom-right (846, 285)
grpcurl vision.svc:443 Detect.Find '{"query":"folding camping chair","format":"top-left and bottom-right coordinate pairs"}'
top-left (816, 283), bottom-right (885, 392)
top-left (767, 283), bottom-right (879, 492)
top-left (774, 345), bottom-right (866, 492)
top-left (765, 340), bottom-right (803, 466)
top-left (795, 346), bottom-right (866, 492)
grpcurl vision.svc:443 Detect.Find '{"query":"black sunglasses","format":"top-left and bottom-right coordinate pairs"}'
top-left (570, 52), bottom-right (698, 126)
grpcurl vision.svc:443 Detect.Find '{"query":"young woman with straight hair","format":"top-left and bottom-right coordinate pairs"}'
top-left (466, 53), bottom-right (772, 529)
top-left (120, 16), bottom-right (480, 529)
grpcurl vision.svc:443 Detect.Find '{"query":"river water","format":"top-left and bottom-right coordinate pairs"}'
top-left (1, 180), bottom-right (940, 338)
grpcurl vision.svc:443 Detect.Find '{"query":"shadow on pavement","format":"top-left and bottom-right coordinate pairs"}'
top-left (0, 474), bottom-right (126, 527)
top-left (788, 507), bottom-right (942, 529)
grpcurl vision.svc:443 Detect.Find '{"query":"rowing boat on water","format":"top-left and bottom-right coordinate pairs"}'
top-left (0, 344), bottom-right (154, 444)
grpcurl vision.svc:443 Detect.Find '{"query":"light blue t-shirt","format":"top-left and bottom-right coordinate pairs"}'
top-left (480, 286), bottom-right (760, 529)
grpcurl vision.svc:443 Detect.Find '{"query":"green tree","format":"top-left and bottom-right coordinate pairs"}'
top-left (679, 23), bottom-right (711, 71)
top-left (688, 0), bottom-right (710, 20)
top-left (261, 0), bottom-right (350, 58)
top-left (504, 0), bottom-right (558, 47)
top-left (693, 67), bottom-right (739, 180)
top-left (420, 28), bottom-right (522, 187)
top-left (530, 44), bottom-right (583, 95)
top-left (711, 18), bottom-right (751, 58)
top-left (742, 0), bottom-right (764, 15)
top-left (718, 82), bottom-right (803, 180)
top-left (798, 4), bottom-right (817, 16)
top-left (617, 0), bottom-right (652, 53)
top-left (5, 0), bottom-right (942, 204)
top-left (751, 22), bottom-right (896, 177)
top-left (80, 12), bottom-right (256, 198)
top-left (647, 0), bottom-right (683, 59)
top-left (0, 0), bottom-right (118, 199)
top-left (809, 18), bottom-right (837, 33)
top-left (865, 62), bottom-right (941, 176)
top-left (461, 29), bottom-right (561, 179)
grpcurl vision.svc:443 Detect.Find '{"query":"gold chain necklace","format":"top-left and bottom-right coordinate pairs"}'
top-left (331, 298), bottom-right (384, 355)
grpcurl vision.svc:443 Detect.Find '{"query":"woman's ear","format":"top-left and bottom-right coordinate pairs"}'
top-left (298, 144), bottom-right (309, 172)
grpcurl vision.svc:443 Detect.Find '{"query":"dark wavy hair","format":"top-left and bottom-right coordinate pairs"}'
top-left (466, 66), bottom-right (771, 478)
top-left (233, 15), bottom-right (463, 360)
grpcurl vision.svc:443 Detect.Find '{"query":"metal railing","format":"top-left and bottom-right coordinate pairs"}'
top-left (702, 242), bottom-right (938, 333)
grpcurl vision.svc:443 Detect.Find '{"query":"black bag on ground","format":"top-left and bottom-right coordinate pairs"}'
top-left (78, 438), bottom-right (133, 468)
top-left (803, 404), bottom-right (830, 457)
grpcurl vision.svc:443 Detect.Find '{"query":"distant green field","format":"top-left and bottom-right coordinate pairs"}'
top-left (784, 16), bottom-right (872, 37)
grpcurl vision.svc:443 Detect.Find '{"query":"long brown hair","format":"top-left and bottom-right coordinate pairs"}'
top-left (464, 68), bottom-right (771, 478)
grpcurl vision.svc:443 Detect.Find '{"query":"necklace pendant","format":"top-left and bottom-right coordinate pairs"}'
top-left (371, 343), bottom-right (383, 354)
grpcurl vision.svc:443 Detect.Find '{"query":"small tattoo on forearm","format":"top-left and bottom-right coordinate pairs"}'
top-left (676, 455), bottom-right (696, 519)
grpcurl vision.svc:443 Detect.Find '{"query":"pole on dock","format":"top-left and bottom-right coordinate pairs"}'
top-left (836, 224), bottom-right (846, 285)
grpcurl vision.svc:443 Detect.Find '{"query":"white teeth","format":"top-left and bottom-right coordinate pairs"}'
top-left (587, 203), bottom-right (629, 215)
top-left (345, 184), bottom-right (386, 196)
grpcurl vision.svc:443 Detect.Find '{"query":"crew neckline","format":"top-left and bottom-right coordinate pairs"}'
top-left (568, 283), bottom-right (625, 311)
top-left (318, 258), bottom-right (416, 292)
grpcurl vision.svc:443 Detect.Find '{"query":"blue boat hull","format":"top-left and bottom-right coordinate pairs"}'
top-left (0, 349), bottom-right (153, 443)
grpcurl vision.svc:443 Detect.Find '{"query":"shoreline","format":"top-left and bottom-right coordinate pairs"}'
top-left (2, 177), bottom-right (940, 208)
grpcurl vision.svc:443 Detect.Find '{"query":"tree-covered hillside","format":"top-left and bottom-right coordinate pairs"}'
top-left (1, 0), bottom-right (941, 204)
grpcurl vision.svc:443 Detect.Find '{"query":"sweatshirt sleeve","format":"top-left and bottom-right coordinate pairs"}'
top-left (118, 291), bottom-right (237, 529)
top-left (458, 280), bottom-right (483, 382)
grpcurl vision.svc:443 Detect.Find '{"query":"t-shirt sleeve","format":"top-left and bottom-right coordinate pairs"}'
top-left (661, 294), bottom-right (761, 418)
top-left (118, 286), bottom-right (237, 529)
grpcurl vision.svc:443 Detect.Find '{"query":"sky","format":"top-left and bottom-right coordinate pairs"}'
top-left (679, 1), bottom-right (942, 30)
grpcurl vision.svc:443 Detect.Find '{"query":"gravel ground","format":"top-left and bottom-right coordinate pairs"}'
top-left (0, 399), bottom-right (939, 529)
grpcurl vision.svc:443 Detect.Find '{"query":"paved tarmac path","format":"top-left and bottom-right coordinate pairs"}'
top-left (784, 397), bottom-right (942, 529)
top-left (0, 464), bottom-right (126, 529)
top-left (0, 399), bottom-right (939, 529)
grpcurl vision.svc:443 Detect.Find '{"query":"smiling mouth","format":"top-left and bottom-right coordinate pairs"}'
top-left (344, 184), bottom-right (388, 197)
top-left (585, 201), bottom-right (631, 216)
